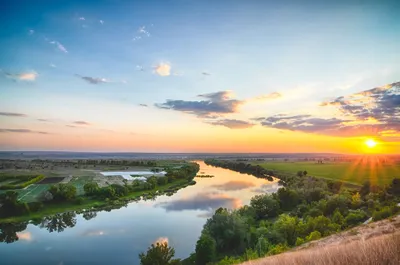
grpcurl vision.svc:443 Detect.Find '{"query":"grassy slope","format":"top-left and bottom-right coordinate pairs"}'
top-left (242, 215), bottom-right (400, 265)
top-left (253, 161), bottom-right (400, 186)
top-left (0, 178), bottom-right (189, 223)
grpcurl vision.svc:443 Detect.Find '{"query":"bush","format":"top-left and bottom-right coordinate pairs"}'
top-left (306, 231), bottom-right (321, 242)
top-left (372, 206), bottom-right (392, 221)
top-left (267, 244), bottom-right (289, 256)
top-left (345, 210), bottom-right (368, 227)
top-left (296, 237), bottom-right (305, 246)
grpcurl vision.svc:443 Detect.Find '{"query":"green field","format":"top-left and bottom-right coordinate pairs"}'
top-left (253, 161), bottom-right (400, 186)
top-left (16, 184), bottom-right (52, 202)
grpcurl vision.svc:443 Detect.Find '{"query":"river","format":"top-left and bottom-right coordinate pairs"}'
top-left (0, 161), bottom-right (280, 265)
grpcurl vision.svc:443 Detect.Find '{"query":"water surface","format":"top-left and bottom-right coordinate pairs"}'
top-left (0, 161), bottom-right (280, 265)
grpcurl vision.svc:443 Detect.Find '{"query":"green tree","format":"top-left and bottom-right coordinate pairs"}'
top-left (83, 182), bottom-right (99, 196)
top-left (332, 209), bottom-right (344, 227)
top-left (274, 214), bottom-right (302, 246)
top-left (203, 210), bottom-right (247, 254)
top-left (49, 184), bottom-right (77, 201)
top-left (195, 233), bottom-right (216, 265)
top-left (276, 188), bottom-right (300, 211)
top-left (344, 210), bottom-right (367, 227)
top-left (305, 215), bottom-right (334, 236)
top-left (250, 194), bottom-right (279, 220)
top-left (360, 181), bottom-right (371, 197)
top-left (139, 242), bottom-right (179, 265)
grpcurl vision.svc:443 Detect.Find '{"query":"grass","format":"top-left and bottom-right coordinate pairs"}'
top-left (17, 184), bottom-right (52, 202)
top-left (243, 232), bottom-right (400, 265)
top-left (253, 159), bottom-right (400, 186)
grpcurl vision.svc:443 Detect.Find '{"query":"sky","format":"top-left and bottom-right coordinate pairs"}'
top-left (0, 0), bottom-right (399, 154)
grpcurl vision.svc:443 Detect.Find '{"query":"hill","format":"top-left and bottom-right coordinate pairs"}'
top-left (241, 215), bottom-right (400, 265)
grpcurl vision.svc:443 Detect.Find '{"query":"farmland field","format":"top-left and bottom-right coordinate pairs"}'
top-left (252, 159), bottom-right (400, 186)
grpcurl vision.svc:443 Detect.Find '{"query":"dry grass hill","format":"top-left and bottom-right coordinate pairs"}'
top-left (241, 215), bottom-right (400, 265)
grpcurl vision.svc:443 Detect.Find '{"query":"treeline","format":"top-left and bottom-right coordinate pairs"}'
top-left (205, 159), bottom-right (275, 181)
top-left (0, 163), bottom-right (200, 219)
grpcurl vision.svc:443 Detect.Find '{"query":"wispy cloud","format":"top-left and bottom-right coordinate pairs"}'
top-left (202, 72), bottom-right (211, 76)
top-left (0, 112), bottom-right (27, 117)
top-left (79, 17), bottom-right (85, 21)
top-left (154, 63), bottom-right (171, 76)
top-left (50, 41), bottom-right (68, 53)
top-left (73, 121), bottom-right (91, 125)
top-left (253, 92), bottom-right (282, 101)
top-left (99, 20), bottom-right (104, 25)
top-left (1, 70), bottom-right (38, 81)
top-left (0, 128), bottom-right (50, 134)
top-left (49, 63), bottom-right (56, 68)
top-left (139, 104), bottom-right (148, 107)
top-left (28, 29), bottom-right (34, 35)
top-left (76, 74), bottom-right (108, 84)
top-left (132, 25), bottom-right (151, 41)
top-left (156, 91), bottom-right (245, 117)
top-left (138, 26), bottom-right (150, 37)
top-left (208, 119), bottom-right (255, 129)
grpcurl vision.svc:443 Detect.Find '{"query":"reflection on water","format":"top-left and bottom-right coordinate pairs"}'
top-left (0, 161), bottom-right (280, 265)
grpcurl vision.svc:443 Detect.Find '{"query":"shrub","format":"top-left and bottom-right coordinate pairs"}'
top-left (345, 210), bottom-right (368, 227)
top-left (306, 231), bottom-right (322, 242)
top-left (372, 206), bottom-right (392, 221)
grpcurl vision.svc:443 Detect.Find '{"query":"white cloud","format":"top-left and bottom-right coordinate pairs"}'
top-left (2, 71), bottom-right (38, 81)
top-left (19, 72), bottom-right (37, 81)
top-left (154, 63), bottom-right (171, 76)
top-left (99, 20), bottom-right (104, 24)
top-left (28, 29), bottom-right (34, 35)
top-left (50, 41), bottom-right (68, 53)
top-left (49, 63), bottom-right (56, 68)
top-left (138, 26), bottom-right (150, 37)
top-left (79, 17), bottom-right (85, 21)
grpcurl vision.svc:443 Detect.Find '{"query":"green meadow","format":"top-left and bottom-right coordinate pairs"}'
top-left (252, 161), bottom-right (400, 186)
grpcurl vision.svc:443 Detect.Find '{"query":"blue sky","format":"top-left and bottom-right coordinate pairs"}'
top-left (0, 0), bottom-right (399, 152)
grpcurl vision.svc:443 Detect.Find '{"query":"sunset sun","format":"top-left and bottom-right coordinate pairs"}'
top-left (365, 139), bottom-right (377, 148)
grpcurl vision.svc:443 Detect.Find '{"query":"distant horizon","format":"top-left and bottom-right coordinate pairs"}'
top-left (1, 150), bottom-right (398, 156)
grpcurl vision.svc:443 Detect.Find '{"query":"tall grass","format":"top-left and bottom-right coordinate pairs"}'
top-left (244, 232), bottom-right (400, 265)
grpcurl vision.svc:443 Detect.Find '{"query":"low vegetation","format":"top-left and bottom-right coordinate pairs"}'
top-left (0, 174), bottom-right (44, 190)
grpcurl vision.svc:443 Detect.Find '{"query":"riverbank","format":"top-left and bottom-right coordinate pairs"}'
top-left (0, 178), bottom-right (192, 223)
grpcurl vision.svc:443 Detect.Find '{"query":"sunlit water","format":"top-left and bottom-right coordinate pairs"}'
top-left (0, 161), bottom-right (280, 265)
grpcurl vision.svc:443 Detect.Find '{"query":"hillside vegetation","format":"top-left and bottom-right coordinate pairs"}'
top-left (241, 215), bottom-right (400, 265)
